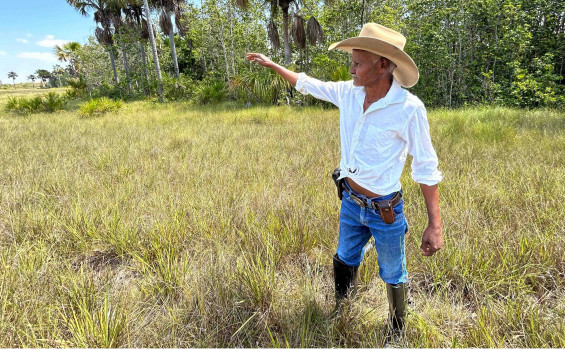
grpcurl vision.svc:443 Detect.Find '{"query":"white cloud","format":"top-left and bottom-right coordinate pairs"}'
top-left (0, 51), bottom-right (6, 56)
top-left (37, 35), bottom-right (69, 48)
top-left (16, 38), bottom-right (29, 44)
top-left (17, 52), bottom-right (58, 62)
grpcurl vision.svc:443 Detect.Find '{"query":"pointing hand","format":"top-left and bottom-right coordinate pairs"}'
top-left (246, 53), bottom-right (274, 68)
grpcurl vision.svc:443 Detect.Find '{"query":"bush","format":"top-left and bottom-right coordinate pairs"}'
top-left (4, 93), bottom-right (68, 115)
top-left (67, 75), bottom-right (88, 99)
top-left (230, 69), bottom-right (289, 105)
top-left (77, 97), bottom-right (123, 118)
top-left (94, 82), bottom-right (126, 100)
top-left (193, 78), bottom-right (228, 104)
top-left (43, 92), bottom-right (67, 112)
top-left (24, 96), bottom-right (44, 113)
top-left (162, 74), bottom-right (194, 101)
top-left (4, 97), bottom-right (19, 111)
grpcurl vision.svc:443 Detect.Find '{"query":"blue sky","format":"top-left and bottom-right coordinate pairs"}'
top-left (0, 0), bottom-right (96, 84)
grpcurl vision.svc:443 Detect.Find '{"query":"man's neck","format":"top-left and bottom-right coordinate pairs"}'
top-left (363, 78), bottom-right (393, 112)
top-left (365, 78), bottom-right (393, 104)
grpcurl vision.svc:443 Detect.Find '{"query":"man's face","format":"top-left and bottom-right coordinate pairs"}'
top-left (350, 49), bottom-right (381, 87)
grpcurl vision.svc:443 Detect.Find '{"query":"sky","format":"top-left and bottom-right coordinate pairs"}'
top-left (0, 0), bottom-right (96, 84)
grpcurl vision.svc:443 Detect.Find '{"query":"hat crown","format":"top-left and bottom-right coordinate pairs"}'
top-left (359, 23), bottom-right (406, 50)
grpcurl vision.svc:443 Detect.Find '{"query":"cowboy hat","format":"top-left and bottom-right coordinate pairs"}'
top-left (329, 23), bottom-right (419, 88)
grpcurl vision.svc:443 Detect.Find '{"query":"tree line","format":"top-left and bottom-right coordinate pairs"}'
top-left (57, 0), bottom-right (563, 108)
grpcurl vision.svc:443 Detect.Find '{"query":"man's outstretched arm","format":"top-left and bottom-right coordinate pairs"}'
top-left (419, 183), bottom-right (443, 257)
top-left (246, 53), bottom-right (298, 86)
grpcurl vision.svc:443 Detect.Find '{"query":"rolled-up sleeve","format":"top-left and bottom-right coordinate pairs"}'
top-left (295, 72), bottom-right (347, 107)
top-left (404, 106), bottom-right (443, 185)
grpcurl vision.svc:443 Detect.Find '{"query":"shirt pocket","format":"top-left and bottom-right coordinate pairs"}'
top-left (362, 125), bottom-right (395, 160)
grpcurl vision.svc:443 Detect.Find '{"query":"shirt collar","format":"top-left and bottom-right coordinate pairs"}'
top-left (353, 77), bottom-right (407, 112)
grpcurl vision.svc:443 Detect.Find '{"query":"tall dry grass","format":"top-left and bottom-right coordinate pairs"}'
top-left (0, 92), bottom-right (564, 347)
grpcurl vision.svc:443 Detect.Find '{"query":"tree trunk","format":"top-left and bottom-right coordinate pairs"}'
top-left (361, 0), bottom-right (365, 27)
top-left (119, 36), bottom-right (132, 90)
top-left (143, 0), bottom-right (163, 102)
top-left (218, 23), bottom-right (230, 81)
top-left (168, 13), bottom-right (180, 78)
top-left (282, 9), bottom-right (291, 66)
top-left (108, 48), bottom-right (120, 84)
top-left (228, 2), bottom-right (236, 77)
top-left (139, 42), bottom-right (149, 83)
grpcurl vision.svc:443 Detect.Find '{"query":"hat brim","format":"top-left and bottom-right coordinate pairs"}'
top-left (329, 37), bottom-right (419, 88)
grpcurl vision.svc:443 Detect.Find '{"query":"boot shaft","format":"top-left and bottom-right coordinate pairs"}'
top-left (333, 254), bottom-right (358, 300)
top-left (386, 282), bottom-right (406, 333)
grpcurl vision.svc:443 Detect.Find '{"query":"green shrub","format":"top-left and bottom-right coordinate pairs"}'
top-left (3, 93), bottom-right (67, 115)
top-left (94, 83), bottom-right (126, 100)
top-left (230, 70), bottom-right (289, 105)
top-left (4, 97), bottom-right (20, 111)
top-left (78, 97), bottom-right (123, 118)
top-left (43, 92), bottom-right (67, 112)
top-left (25, 96), bottom-right (44, 113)
top-left (163, 74), bottom-right (194, 101)
top-left (193, 78), bottom-right (228, 104)
top-left (67, 75), bottom-right (88, 99)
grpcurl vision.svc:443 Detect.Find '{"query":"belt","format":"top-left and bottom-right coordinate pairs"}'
top-left (343, 184), bottom-right (402, 211)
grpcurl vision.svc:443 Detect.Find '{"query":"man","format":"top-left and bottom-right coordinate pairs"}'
top-left (247, 23), bottom-right (443, 341)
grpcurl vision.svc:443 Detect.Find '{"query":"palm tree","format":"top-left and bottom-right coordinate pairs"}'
top-left (142, 0), bottom-right (164, 101)
top-left (234, 0), bottom-right (295, 66)
top-left (155, 0), bottom-right (181, 78)
top-left (123, 2), bottom-right (150, 84)
top-left (7, 72), bottom-right (18, 88)
top-left (66, 0), bottom-right (120, 84)
top-left (95, 27), bottom-right (120, 83)
top-left (107, 0), bottom-right (133, 90)
top-left (27, 74), bottom-right (36, 87)
top-left (235, 0), bottom-right (325, 66)
top-left (54, 41), bottom-right (82, 77)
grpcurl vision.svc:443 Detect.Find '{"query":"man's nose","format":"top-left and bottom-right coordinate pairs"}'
top-left (349, 66), bottom-right (355, 74)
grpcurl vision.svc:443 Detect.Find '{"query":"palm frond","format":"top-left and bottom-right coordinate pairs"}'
top-left (155, 0), bottom-right (175, 12)
top-left (95, 27), bottom-right (114, 46)
top-left (292, 13), bottom-right (306, 49)
top-left (159, 11), bottom-right (173, 35)
top-left (267, 19), bottom-right (281, 50)
top-left (306, 16), bottom-right (324, 45)
top-left (174, 5), bottom-right (187, 37)
top-left (141, 19), bottom-right (150, 40)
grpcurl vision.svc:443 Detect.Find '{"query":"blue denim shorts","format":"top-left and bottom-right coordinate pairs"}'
top-left (336, 180), bottom-right (409, 284)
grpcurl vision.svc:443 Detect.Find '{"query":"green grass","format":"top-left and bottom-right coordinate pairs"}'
top-left (0, 87), bottom-right (68, 104)
top-left (0, 91), bottom-right (564, 346)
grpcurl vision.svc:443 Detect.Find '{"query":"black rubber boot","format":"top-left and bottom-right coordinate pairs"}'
top-left (333, 254), bottom-right (359, 308)
top-left (385, 282), bottom-right (407, 345)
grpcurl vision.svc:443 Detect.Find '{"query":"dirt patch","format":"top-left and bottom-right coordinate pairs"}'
top-left (72, 249), bottom-right (122, 272)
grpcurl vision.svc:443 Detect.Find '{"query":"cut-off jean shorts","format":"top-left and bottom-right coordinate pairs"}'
top-left (336, 180), bottom-right (409, 285)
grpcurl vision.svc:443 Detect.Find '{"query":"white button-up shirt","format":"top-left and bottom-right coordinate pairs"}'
top-left (295, 73), bottom-right (443, 195)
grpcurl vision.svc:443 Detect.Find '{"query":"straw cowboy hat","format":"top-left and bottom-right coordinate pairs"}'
top-left (329, 23), bottom-right (419, 88)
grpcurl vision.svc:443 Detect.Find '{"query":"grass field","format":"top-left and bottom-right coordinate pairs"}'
top-left (0, 87), bottom-right (68, 101)
top-left (1, 89), bottom-right (564, 347)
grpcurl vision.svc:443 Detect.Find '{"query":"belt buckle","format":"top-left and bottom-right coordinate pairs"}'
top-left (351, 195), bottom-right (366, 207)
